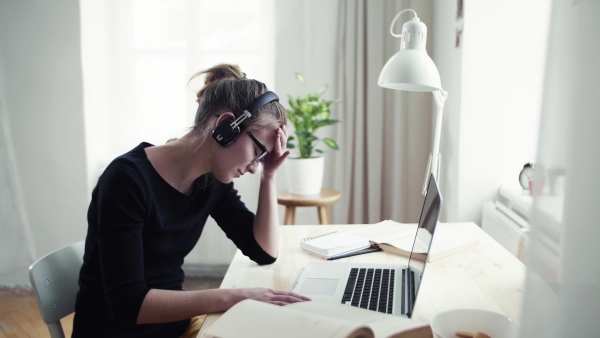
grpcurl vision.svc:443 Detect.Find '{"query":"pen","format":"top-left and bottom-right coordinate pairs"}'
top-left (327, 247), bottom-right (382, 261)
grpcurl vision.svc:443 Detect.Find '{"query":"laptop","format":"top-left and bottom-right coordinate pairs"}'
top-left (292, 174), bottom-right (442, 318)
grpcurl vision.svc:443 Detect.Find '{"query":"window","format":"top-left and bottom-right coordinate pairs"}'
top-left (80, 0), bottom-right (275, 190)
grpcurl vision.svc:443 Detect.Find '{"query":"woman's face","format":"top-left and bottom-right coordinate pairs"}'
top-left (211, 126), bottom-right (276, 183)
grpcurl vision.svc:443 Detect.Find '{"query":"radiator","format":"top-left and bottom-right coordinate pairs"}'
top-left (482, 187), bottom-right (531, 262)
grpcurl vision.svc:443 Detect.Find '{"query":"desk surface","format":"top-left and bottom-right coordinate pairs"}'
top-left (198, 222), bottom-right (525, 335)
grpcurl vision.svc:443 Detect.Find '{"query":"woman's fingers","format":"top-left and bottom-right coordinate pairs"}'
top-left (270, 289), bottom-right (311, 302)
top-left (260, 126), bottom-right (290, 175)
top-left (240, 288), bottom-right (311, 306)
top-left (277, 126), bottom-right (288, 155)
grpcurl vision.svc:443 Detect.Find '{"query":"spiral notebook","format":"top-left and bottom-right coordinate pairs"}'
top-left (300, 231), bottom-right (371, 259)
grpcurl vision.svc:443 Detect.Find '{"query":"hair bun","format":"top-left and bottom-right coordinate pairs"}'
top-left (202, 64), bottom-right (246, 86)
top-left (191, 64), bottom-right (247, 99)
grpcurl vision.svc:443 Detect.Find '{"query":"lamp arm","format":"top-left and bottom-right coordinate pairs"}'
top-left (432, 90), bottom-right (448, 155)
top-left (422, 90), bottom-right (448, 194)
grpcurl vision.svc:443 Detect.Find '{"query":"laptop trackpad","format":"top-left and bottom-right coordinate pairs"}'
top-left (299, 278), bottom-right (339, 295)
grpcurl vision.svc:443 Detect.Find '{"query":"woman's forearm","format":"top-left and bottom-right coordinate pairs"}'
top-left (136, 288), bottom-right (238, 324)
top-left (136, 287), bottom-right (311, 324)
top-left (253, 172), bottom-right (280, 257)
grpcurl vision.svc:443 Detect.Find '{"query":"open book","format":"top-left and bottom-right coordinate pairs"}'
top-left (200, 299), bottom-right (432, 338)
top-left (348, 220), bottom-right (480, 262)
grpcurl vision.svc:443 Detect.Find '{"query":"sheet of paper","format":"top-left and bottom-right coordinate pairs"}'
top-left (288, 300), bottom-right (430, 337)
top-left (347, 220), bottom-right (417, 244)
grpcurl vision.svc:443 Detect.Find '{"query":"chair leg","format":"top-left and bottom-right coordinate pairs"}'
top-left (47, 322), bottom-right (66, 338)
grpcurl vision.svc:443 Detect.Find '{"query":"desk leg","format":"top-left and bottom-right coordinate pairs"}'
top-left (317, 206), bottom-right (330, 225)
top-left (283, 206), bottom-right (296, 225)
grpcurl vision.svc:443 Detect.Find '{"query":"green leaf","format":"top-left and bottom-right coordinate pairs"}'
top-left (295, 131), bottom-right (312, 138)
top-left (288, 97), bottom-right (298, 110)
top-left (295, 73), bottom-right (306, 88)
top-left (323, 138), bottom-right (339, 150)
top-left (316, 84), bottom-right (329, 97)
top-left (315, 119), bottom-right (340, 129)
top-left (304, 134), bottom-right (318, 143)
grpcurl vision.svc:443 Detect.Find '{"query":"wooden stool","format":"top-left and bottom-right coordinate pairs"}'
top-left (277, 189), bottom-right (341, 225)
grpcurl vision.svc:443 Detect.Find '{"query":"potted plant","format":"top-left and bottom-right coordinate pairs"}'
top-left (285, 73), bottom-right (341, 195)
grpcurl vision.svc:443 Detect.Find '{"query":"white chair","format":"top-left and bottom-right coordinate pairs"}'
top-left (29, 241), bottom-right (85, 338)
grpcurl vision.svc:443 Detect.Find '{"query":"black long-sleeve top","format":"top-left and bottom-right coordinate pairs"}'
top-left (72, 142), bottom-right (276, 338)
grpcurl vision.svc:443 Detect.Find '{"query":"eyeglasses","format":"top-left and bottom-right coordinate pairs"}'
top-left (246, 131), bottom-right (268, 163)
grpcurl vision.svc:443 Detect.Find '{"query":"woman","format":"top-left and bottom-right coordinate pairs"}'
top-left (72, 64), bottom-right (310, 338)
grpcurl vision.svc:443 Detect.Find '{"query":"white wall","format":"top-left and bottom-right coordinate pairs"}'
top-left (0, 0), bottom-right (88, 285)
top-left (274, 0), bottom-right (340, 225)
top-left (433, 0), bottom-right (550, 223)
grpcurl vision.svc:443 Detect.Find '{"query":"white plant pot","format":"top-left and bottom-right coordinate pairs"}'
top-left (285, 157), bottom-right (324, 195)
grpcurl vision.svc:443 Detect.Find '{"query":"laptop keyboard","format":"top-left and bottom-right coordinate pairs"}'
top-left (341, 268), bottom-right (395, 314)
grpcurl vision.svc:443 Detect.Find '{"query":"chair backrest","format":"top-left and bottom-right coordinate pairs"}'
top-left (29, 240), bottom-right (85, 338)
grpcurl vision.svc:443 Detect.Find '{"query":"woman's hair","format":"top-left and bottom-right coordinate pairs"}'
top-left (189, 64), bottom-right (287, 143)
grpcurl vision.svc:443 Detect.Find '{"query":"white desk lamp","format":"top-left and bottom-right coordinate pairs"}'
top-left (378, 9), bottom-right (448, 194)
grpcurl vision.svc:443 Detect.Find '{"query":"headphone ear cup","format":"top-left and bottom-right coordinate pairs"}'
top-left (212, 118), bottom-right (241, 147)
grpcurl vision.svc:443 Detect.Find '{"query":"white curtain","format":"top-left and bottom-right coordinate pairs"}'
top-left (80, 0), bottom-right (276, 265)
top-left (80, 0), bottom-right (275, 191)
top-left (520, 0), bottom-right (600, 336)
top-left (332, 0), bottom-right (434, 224)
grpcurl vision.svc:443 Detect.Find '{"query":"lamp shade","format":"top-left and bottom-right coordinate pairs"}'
top-left (378, 50), bottom-right (441, 91)
top-left (378, 15), bottom-right (442, 92)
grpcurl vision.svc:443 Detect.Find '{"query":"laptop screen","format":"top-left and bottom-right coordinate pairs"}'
top-left (407, 174), bottom-right (442, 312)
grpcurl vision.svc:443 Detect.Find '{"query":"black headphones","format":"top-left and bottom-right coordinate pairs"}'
top-left (212, 91), bottom-right (279, 147)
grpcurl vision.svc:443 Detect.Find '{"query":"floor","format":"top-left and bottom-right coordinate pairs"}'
top-left (0, 277), bottom-right (223, 337)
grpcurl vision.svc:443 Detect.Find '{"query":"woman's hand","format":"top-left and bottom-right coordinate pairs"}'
top-left (137, 287), bottom-right (310, 324)
top-left (261, 125), bottom-right (290, 177)
top-left (232, 287), bottom-right (311, 306)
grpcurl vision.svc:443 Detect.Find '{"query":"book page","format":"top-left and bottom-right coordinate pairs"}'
top-left (426, 226), bottom-right (480, 262)
top-left (348, 220), bottom-right (417, 245)
top-left (287, 300), bottom-right (431, 338)
top-left (200, 299), bottom-right (374, 338)
top-left (348, 221), bottom-right (480, 262)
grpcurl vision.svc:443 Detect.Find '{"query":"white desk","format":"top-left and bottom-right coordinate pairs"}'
top-left (197, 222), bottom-right (525, 335)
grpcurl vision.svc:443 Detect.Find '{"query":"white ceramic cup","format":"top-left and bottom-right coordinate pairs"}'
top-left (431, 308), bottom-right (520, 338)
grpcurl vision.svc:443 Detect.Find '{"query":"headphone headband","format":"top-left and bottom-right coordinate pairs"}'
top-left (212, 91), bottom-right (279, 147)
top-left (246, 91), bottom-right (279, 115)
top-left (230, 91), bottom-right (279, 129)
